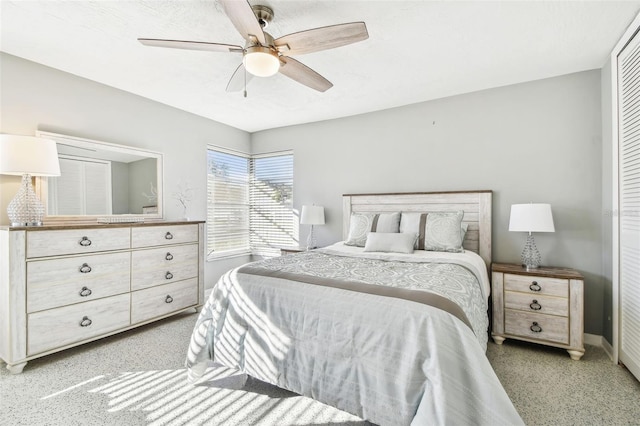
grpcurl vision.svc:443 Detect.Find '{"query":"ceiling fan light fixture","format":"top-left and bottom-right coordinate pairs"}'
top-left (243, 46), bottom-right (280, 77)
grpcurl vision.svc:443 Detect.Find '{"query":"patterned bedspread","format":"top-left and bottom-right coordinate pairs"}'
top-left (186, 244), bottom-right (522, 425)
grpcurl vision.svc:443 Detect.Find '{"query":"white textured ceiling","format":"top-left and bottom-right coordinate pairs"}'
top-left (1, 1), bottom-right (639, 133)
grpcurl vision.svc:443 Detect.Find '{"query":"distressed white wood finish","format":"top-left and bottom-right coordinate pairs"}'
top-left (504, 310), bottom-right (569, 345)
top-left (504, 291), bottom-right (568, 317)
top-left (131, 224), bottom-right (198, 248)
top-left (342, 191), bottom-right (492, 270)
top-left (0, 221), bottom-right (204, 373)
top-left (28, 293), bottom-right (131, 355)
top-left (504, 274), bottom-right (568, 298)
top-left (0, 230), bottom-right (27, 368)
top-left (27, 227), bottom-right (130, 258)
top-left (27, 252), bottom-right (131, 313)
top-left (492, 263), bottom-right (584, 360)
top-left (131, 278), bottom-right (198, 324)
top-left (131, 244), bottom-right (198, 291)
top-left (491, 271), bottom-right (505, 341)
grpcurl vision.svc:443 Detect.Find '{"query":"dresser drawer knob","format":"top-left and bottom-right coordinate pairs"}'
top-left (165, 295), bottom-right (174, 304)
top-left (165, 252), bottom-right (174, 261)
top-left (79, 286), bottom-right (92, 297)
top-left (79, 263), bottom-right (92, 274)
top-left (530, 322), bottom-right (542, 333)
top-left (79, 236), bottom-right (92, 247)
top-left (79, 316), bottom-right (92, 327)
top-left (165, 271), bottom-right (174, 280)
top-left (529, 281), bottom-right (541, 292)
top-left (165, 232), bottom-right (174, 240)
top-left (530, 300), bottom-right (542, 311)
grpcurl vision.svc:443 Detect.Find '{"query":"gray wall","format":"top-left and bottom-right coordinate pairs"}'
top-left (128, 157), bottom-right (157, 214)
top-left (0, 52), bottom-right (609, 337)
top-left (0, 52), bottom-right (252, 283)
top-left (601, 57), bottom-right (614, 344)
top-left (111, 161), bottom-right (130, 214)
top-left (251, 70), bottom-right (605, 336)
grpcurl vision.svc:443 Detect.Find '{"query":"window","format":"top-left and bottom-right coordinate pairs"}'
top-left (207, 147), bottom-right (294, 259)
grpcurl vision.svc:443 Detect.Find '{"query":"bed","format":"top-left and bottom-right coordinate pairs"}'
top-left (186, 190), bottom-right (523, 425)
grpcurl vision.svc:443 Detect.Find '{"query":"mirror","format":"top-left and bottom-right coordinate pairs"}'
top-left (35, 131), bottom-right (163, 222)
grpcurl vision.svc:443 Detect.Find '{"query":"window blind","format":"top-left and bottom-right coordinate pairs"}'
top-left (250, 153), bottom-right (294, 257)
top-left (207, 149), bottom-right (250, 257)
top-left (207, 148), bottom-right (294, 258)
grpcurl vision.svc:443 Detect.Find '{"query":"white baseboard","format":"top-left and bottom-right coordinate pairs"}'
top-left (584, 333), bottom-right (615, 361)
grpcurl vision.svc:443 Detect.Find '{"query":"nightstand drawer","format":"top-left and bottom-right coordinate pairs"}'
top-left (504, 273), bottom-right (568, 298)
top-left (505, 310), bottom-right (569, 344)
top-left (504, 291), bottom-right (568, 317)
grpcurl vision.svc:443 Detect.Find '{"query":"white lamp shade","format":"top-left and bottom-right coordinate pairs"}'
top-left (509, 203), bottom-right (555, 233)
top-left (300, 205), bottom-right (325, 225)
top-left (0, 135), bottom-right (61, 176)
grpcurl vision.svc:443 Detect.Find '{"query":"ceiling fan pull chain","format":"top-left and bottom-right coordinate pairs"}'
top-left (244, 64), bottom-right (248, 98)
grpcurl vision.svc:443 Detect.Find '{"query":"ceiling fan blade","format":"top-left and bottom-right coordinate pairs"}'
top-left (138, 38), bottom-right (242, 53)
top-left (226, 63), bottom-right (254, 92)
top-left (275, 22), bottom-right (368, 56)
top-left (219, 0), bottom-right (266, 45)
top-left (279, 57), bottom-right (333, 92)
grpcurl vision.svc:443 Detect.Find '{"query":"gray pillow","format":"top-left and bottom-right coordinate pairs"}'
top-left (344, 212), bottom-right (401, 247)
top-left (364, 232), bottom-right (417, 254)
top-left (424, 210), bottom-right (465, 253)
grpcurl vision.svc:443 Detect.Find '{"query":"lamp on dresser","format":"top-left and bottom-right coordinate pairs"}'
top-left (300, 205), bottom-right (325, 250)
top-left (509, 203), bottom-right (555, 270)
top-left (0, 134), bottom-right (60, 226)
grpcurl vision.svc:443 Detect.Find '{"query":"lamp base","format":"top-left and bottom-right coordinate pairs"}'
top-left (7, 174), bottom-right (46, 227)
top-left (521, 233), bottom-right (542, 270)
top-left (306, 225), bottom-right (317, 250)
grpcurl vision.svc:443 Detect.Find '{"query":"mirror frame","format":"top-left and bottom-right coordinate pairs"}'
top-left (35, 131), bottom-right (164, 224)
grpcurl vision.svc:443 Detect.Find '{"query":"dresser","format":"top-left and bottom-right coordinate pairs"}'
top-left (0, 221), bottom-right (204, 373)
top-left (491, 263), bottom-right (584, 360)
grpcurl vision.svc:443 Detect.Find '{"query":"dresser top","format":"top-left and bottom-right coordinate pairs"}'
top-left (0, 220), bottom-right (204, 231)
top-left (492, 262), bottom-right (583, 280)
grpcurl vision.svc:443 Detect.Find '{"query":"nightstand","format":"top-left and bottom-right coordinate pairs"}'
top-left (491, 263), bottom-right (585, 360)
top-left (280, 246), bottom-right (306, 255)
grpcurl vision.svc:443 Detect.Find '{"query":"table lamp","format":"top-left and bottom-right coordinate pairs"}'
top-left (300, 205), bottom-right (325, 250)
top-left (0, 134), bottom-right (61, 226)
top-left (509, 203), bottom-right (555, 270)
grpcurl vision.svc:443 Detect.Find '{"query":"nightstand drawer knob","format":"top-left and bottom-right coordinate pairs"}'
top-left (530, 322), bottom-right (542, 333)
top-left (529, 281), bottom-right (542, 292)
top-left (530, 300), bottom-right (542, 310)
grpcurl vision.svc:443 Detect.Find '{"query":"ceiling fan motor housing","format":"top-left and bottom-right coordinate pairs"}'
top-left (251, 5), bottom-right (274, 28)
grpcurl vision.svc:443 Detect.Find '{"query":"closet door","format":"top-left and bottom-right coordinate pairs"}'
top-left (618, 29), bottom-right (640, 381)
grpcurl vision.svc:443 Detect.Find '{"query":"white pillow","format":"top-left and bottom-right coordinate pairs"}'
top-left (424, 210), bottom-right (465, 253)
top-left (363, 232), bottom-right (416, 254)
top-left (344, 212), bottom-right (401, 247)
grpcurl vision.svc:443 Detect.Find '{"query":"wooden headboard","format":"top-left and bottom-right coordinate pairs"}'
top-left (342, 190), bottom-right (492, 269)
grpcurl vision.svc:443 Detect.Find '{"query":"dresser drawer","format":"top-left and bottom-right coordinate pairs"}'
top-left (503, 273), bottom-right (568, 298)
top-left (27, 252), bottom-right (131, 313)
top-left (27, 293), bottom-right (131, 355)
top-left (27, 228), bottom-right (131, 258)
top-left (505, 310), bottom-right (569, 345)
top-left (131, 244), bottom-right (198, 291)
top-left (131, 278), bottom-right (198, 324)
top-left (131, 224), bottom-right (198, 248)
top-left (504, 291), bottom-right (568, 317)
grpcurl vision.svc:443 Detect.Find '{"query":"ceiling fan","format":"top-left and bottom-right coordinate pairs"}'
top-left (138, 0), bottom-right (369, 94)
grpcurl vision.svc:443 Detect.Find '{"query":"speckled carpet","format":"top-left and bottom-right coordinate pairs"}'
top-left (1, 310), bottom-right (638, 425)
